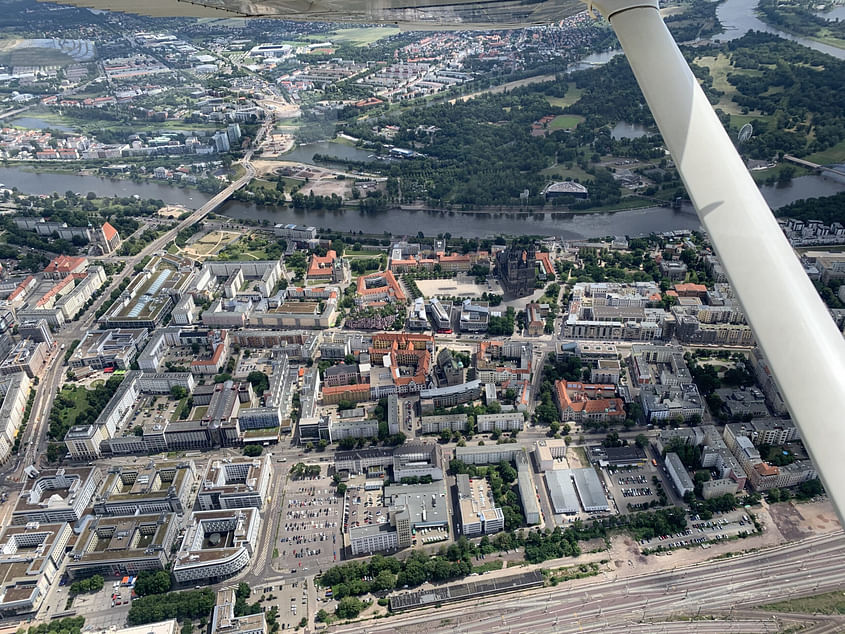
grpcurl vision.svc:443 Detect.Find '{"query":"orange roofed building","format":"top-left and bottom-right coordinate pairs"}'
top-left (100, 222), bottom-right (121, 254)
top-left (43, 255), bottom-right (88, 279)
top-left (554, 380), bottom-right (626, 423)
top-left (356, 270), bottom-right (406, 305)
top-left (536, 251), bottom-right (554, 280)
top-left (367, 333), bottom-right (433, 396)
top-left (673, 282), bottom-right (708, 299)
top-left (307, 250), bottom-right (338, 280)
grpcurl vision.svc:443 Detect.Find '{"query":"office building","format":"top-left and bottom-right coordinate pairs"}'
top-left (455, 444), bottom-right (523, 465)
top-left (18, 319), bottom-right (53, 345)
top-left (665, 452), bottom-right (694, 497)
top-left (476, 412), bottom-right (524, 433)
top-left (172, 508), bottom-right (260, 583)
top-left (198, 456), bottom-right (272, 511)
top-left (69, 328), bottom-right (148, 370)
top-left (0, 373), bottom-right (31, 464)
top-left (456, 474), bottom-right (504, 536)
top-left (392, 443), bottom-right (443, 481)
top-left (0, 339), bottom-right (47, 378)
top-left (0, 522), bottom-right (74, 616)
top-left (533, 439), bottom-right (567, 472)
top-left (13, 466), bottom-right (102, 525)
top-left (66, 512), bottom-right (177, 579)
top-left (93, 461), bottom-right (196, 515)
top-left (420, 414), bottom-right (468, 435)
top-left (212, 588), bottom-right (267, 634)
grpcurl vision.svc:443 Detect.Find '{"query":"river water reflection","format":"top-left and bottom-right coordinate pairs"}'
top-left (1, 166), bottom-right (842, 239)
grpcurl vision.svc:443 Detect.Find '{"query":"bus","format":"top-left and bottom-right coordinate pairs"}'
top-left (651, 458), bottom-right (658, 467)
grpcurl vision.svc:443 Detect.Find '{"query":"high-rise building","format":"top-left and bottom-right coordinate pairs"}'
top-left (227, 123), bottom-right (242, 145)
top-left (213, 131), bottom-right (231, 153)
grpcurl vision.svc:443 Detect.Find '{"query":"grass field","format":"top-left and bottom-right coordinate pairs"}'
top-left (185, 230), bottom-right (242, 257)
top-left (56, 386), bottom-right (94, 428)
top-left (548, 114), bottom-right (584, 131)
top-left (750, 161), bottom-right (810, 185)
top-left (696, 53), bottom-right (766, 117)
top-left (804, 138), bottom-right (845, 166)
top-left (545, 84), bottom-right (584, 109)
top-left (727, 113), bottom-right (775, 130)
top-left (318, 27), bottom-right (399, 46)
top-left (761, 590), bottom-right (845, 615)
top-left (191, 405), bottom-right (208, 420)
top-left (541, 163), bottom-right (592, 182)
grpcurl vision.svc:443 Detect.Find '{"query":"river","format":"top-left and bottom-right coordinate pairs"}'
top-left (715, 0), bottom-right (845, 59)
top-left (1, 3), bottom-right (842, 239)
top-left (2, 166), bottom-right (843, 239)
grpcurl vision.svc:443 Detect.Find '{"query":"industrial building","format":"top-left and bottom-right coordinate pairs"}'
top-left (13, 466), bottom-right (102, 525)
top-left (545, 468), bottom-right (609, 514)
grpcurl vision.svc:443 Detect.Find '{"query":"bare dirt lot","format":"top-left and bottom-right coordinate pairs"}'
top-left (157, 205), bottom-right (187, 218)
top-left (415, 276), bottom-right (503, 299)
top-left (183, 229), bottom-right (242, 258)
top-left (768, 499), bottom-right (840, 541)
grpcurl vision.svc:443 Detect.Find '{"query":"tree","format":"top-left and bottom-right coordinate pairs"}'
top-left (335, 597), bottom-right (365, 620)
top-left (70, 574), bottom-right (104, 596)
top-left (315, 610), bottom-right (329, 623)
top-left (243, 444), bottom-right (263, 457)
top-left (127, 589), bottom-right (215, 626)
top-left (134, 570), bottom-right (172, 596)
top-left (371, 570), bottom-right (396, 593)
top-left (635, 434), bottom-right (648, 449)
top-left (247, 371), bottom-right (270, 397)
top-left (170, 385), bottom-right (188, 400)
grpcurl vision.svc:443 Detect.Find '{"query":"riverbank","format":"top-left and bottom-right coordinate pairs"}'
top-left (3, 164), bottom-right (844, 239)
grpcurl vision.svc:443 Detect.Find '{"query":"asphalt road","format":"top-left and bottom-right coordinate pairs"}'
top-left (330, 530), bottom-right (845, 634)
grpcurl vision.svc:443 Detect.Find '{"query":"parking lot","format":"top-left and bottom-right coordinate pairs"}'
top-left (640, 509), bottom-right (758, 551)
top-left (61, 581), bottom-right (133, 630)
top-left (258, 580), bottom-right (315, 631)
top-left (602, 463), bottom-right (667, 514)
top-left (280, 472), bottom-right (342, 576)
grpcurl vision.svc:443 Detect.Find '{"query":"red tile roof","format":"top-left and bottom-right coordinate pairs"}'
top-left (102, 222), bottom-right (119, 241)
top-left (307, 250), bottom-right (337, 278)
top-left (44, 255), bottom-right (87, 275)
